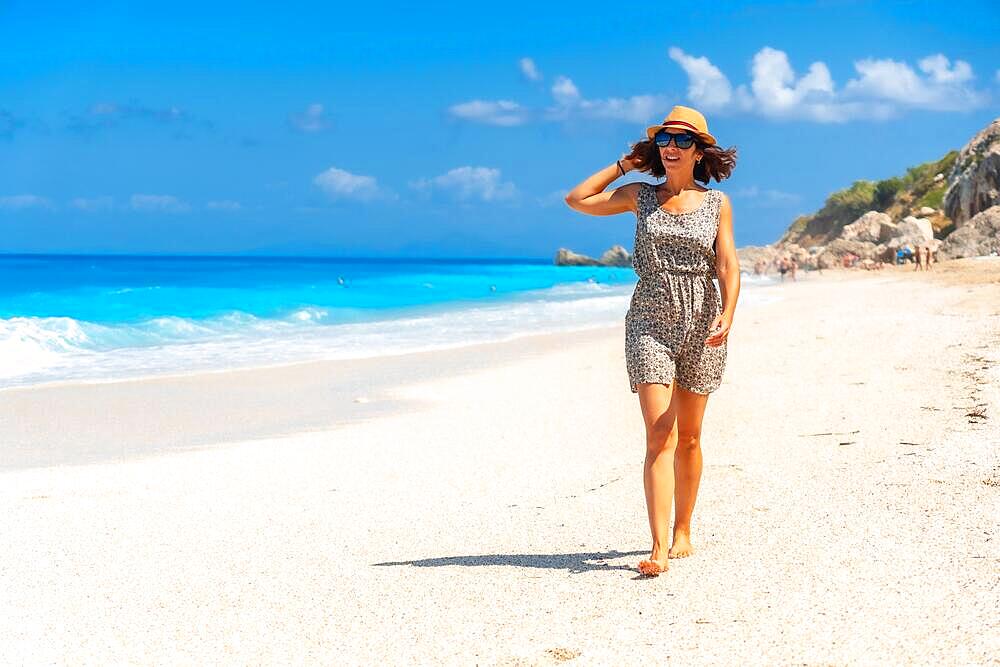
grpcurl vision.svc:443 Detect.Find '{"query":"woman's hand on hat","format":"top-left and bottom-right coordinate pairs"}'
top-left (619, 155), bottom-right (641, 173)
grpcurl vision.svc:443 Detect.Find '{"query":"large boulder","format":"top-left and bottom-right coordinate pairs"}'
top-left (737, 243), bottom-right (821, 272)
top-left (598, 245), bottom-right (632, 267)
top-left (554, 248), bottom-right (602, 266)
top-left (779, 242), bottom-right (817, 269)
top-left (878, 219), bottom-right (900, 242)
top-left (816, 238), bottom-right (885, 269)
top-left (816, 252), bottom-right (842, 270)
top-left (736, 244), bottom-right (778, 268)
top-left (841, 211), bottom-right (892, 243)
top-left (943, 117), bottom-right (1000, 227)
top-left (817, 252), bottom-right (856, 270)
top-left (554, 245), bottom-right (633, 267)
top-left (936, 205), bottom-right (1000, 260)
top-left (880, 215), bottom-right (937, 256)
top-left (897, 215), bottom-right (935, 243)
top-left (886, 236), bottom-right (942, 250)
top-left (736, 244), bottom-right (785, 273)
top-left (828, 238), bottom-right (883, 259)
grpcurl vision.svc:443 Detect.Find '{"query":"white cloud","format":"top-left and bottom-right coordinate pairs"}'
top-left (410, 166), bottom-right (517, 202)
top-left (207, 200), bottom-right (242, 211)
top-left (742, 46), bottom-right (850, 121)
top-left (454, 47), bottom-right (990, 131)
top-left (448, 99), bottom-right (528, 126)
top-left (71, 196), bottom-right (114, 211)
top-left (289, 103), bottom-right (329, 132)
top-left (313, 166), bottom-right (380, 201)
top-left (733, 186), bottom-right (800, 206)
top-left (546, 75), bottom-right (668, 123)
top-left (551, 76), bottom-right (581, 106)
top-left (843, 53), bottom-right (986, 111)
top-left (520, 57), bottom-right (541, 81)
top-left (0, 194), bottom-right (53, 210)
top-left (130, 194), bottom-right (190, 213)
top-left (451, 74), bottom-right (667, 127)
top-left (668, 46), bottom-right (987, 122)
top-left (667, 46), bottom-right (734, 109)
top-left (918, 54), bottom-right (973, 84)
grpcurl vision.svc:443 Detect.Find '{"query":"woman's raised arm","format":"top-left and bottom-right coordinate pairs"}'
top-left (564, 158), bottom-right (641, 216)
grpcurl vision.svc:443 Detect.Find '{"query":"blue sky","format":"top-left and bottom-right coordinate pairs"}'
top-left (2, 1), bottom-right (998, 258)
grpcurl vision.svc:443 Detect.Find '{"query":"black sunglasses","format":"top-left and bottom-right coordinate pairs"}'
top-left (654, 130), bottom-right (697, 149)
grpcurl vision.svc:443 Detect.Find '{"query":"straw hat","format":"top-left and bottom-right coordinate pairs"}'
top-left (646, 105), bottom-right (717, 146)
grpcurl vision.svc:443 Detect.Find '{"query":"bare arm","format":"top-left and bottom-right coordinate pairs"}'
top-left (705, 192), bottom-right (740, 346)
top-left (564, 159), bottom-right (641, 216)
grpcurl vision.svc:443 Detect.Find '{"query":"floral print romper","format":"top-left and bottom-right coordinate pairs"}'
top-left (625, 182), bottom-right (727, 395)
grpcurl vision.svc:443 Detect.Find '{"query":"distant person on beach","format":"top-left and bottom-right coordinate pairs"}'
top-left (923, 245), bottom-right (933, 270)
top-left (778, 257), bottom-right (789, 281)
top-left (915, 245), bottom-right (924, 270)
top-left (789, 258), bottom-right (798, 281)
top-left (564, 105), bottom-right (740, 577)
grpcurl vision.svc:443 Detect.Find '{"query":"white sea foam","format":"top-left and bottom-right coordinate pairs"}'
top-left (0, 279), bottom-right (780, 389)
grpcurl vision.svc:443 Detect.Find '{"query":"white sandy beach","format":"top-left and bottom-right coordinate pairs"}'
top-left (2, 260), bottom-right (999, 665)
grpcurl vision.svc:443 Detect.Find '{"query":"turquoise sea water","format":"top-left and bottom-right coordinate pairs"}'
top-left (0, 254), bottom-right (776, 388)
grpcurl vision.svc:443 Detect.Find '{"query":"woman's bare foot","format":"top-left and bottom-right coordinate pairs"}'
top-left (668, 530), bottom-right (693, 558)
top-left (638, 547), bottom-right (669, 576)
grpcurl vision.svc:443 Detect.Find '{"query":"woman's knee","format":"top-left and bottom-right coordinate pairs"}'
top-left (645, 422), bottom-right (678, 455)
top-left (676, 429), bottom-right (701, 452)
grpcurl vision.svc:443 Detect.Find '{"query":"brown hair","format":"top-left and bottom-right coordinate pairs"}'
top-left (624, 137), bottom-right (738, 183)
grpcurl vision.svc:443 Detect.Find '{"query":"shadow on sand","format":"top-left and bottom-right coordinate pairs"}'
top-left (373, 549), bottom-right (648, 575)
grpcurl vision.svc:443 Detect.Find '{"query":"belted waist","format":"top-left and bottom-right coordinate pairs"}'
top-left (638, 267), bottom-right (717, 278)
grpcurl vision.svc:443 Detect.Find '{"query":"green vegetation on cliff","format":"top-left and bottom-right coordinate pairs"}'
top-left (778, 150), bottom-right (959, 246)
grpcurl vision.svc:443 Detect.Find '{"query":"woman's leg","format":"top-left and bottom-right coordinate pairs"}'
top-left (670, 386), bottom-right (710, 558)
top-left (636, 382), bottom-right (679, 575)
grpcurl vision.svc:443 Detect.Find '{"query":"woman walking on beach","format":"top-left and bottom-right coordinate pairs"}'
top-left (564, 105), bottom-right (740, 577)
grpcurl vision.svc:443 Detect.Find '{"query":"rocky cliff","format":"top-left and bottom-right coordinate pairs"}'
top-left (749, 116), bottom-right (1000, 269)
top-left (943, 119), bottom-right (1000, 227)
top-left (554, 244), bottom-right (632, 267)
top-left (937, 206), bottom-right (1000, 260)
top-left (776, 152), bottom-right (958, 249)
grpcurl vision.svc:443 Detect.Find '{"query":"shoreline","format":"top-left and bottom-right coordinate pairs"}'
top-left (0, 266), bottom-right (846, 396)
top-left (0, 263), bottom-right (982, 472)
top-left (0, 273), bottom-right (752, 394)
top-left (0, 321), bottom-right (628, 395)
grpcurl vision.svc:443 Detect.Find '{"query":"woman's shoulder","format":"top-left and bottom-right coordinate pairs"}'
top-left (709, 187), bottom-right (730, 206)
top-left (622, 181), bottom-right (649, 202)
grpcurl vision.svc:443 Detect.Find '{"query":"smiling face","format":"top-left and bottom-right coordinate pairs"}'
top-left (656, 131), bottom-right (703, 175)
